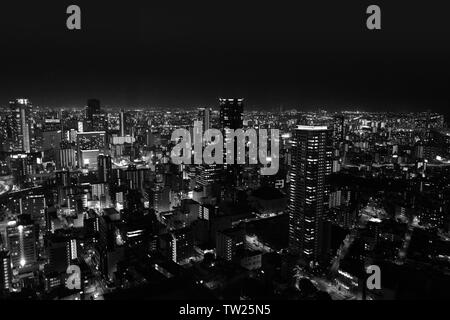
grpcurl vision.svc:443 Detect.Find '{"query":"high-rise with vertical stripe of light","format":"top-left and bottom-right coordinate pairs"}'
top-left (8, 98), bottom-right (31, 153)
top-left (288, 125), bottom-right (332, 266)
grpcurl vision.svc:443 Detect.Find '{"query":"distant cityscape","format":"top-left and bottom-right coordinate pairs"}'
top-left (0, 97), bottom-right (449, 300)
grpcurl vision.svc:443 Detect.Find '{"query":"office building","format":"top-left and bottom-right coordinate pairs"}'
top-left (216, 225), bottom-right (246, 262)
top-left (7, 221), bottom-right (38, 270)
top-left (0, 250), bottom-right (12, 295)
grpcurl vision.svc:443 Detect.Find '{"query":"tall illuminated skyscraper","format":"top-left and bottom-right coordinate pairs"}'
top-left (8, 98), bottom-right (31, 153)
top-left (120, 108), bottom-right (126, 137)
top-left (288, 125), bottom-right (332, 265)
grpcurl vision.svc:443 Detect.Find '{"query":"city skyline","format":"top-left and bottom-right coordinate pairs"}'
top-left (1, 96), bottom-right (449, 118)
top-left (1, 1), bottom-right (450, 304)
top-left (0, 95), bottom-right (450, 300)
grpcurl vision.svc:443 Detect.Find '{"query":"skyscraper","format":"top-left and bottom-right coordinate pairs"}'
top-left (120, 108), bottom-right (126, 137)
top-left (288, 125), bottom-right (332, 265)
top-left (198, 107), bottom-right (212, 132)
top-left (219, 98), bottom-right (243, 131)
top-left (196, 107), bottom-right (221, 190)
top-left (8, 98), bottom-right (31, 153)
top-left (219, 98), bottom-right (244, 191)
top-left (85, 99), bottom-right (106, 131)
top-left (86, 99), bottom-right (101, 121)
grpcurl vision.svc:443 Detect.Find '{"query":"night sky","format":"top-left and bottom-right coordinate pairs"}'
top-left (1, 1), bottom-right (450, 117)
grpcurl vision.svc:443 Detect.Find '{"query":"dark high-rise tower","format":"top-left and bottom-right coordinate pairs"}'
top-left (219, 98), bottom-right (243, 130)
top-left (86, 99), bottom-right (101, 121)
top-left (288, 125), bottom-right (332, 265)
top-left (46, 233), bottom-right (78, 274)
top-left (219, 99), bottom-right (244, 193)
top-left (85, 99), bottom-right (106, 131)
top-left (98, 154), bottom-right (112, 183)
